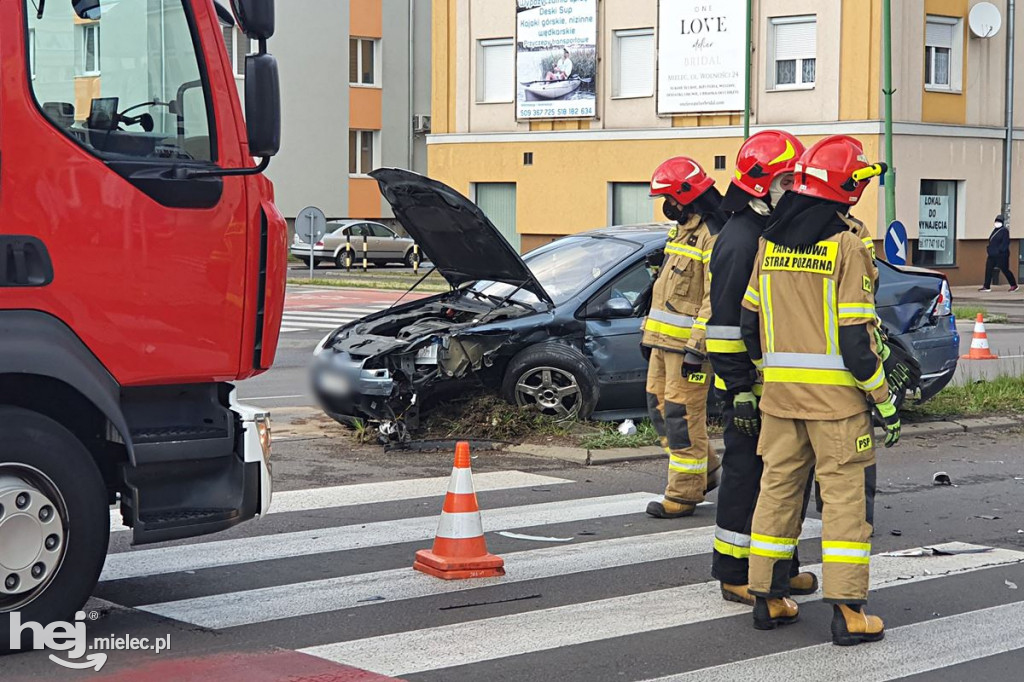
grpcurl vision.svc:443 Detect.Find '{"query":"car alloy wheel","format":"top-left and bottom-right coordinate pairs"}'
top-left (0, 465), bottom-right (69, 612)
top-left (513, 366), bottom-right (582, 419)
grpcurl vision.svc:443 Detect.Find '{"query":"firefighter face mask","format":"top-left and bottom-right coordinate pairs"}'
top-left (769, 173), bottom-right (794, 209)
top-left (662, 198), bottom-right (686, 223)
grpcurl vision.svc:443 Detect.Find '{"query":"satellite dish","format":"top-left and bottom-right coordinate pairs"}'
top-left (969, 2), bottom-right (1002, 39)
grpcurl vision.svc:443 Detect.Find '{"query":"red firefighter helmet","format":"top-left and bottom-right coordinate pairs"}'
top-left (649, 157), bottom-right (715, 206)
top-left (731, 130), bottom-right (805, 198)
top-left (794, 135), bottom-right (877, 205)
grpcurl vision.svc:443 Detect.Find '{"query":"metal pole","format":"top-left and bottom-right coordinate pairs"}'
top-left (308, 215), bottom-right (315, 280)
top-left (743, 0), bottom-right (752, 139)
top-left (882, 0), bottom-right (897, 226)
top-left (1004, 0), bottom-right (1017, 227)
top-left (408, 0), bottom-right (415, 171)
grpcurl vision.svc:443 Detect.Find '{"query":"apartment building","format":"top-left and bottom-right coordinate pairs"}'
top-left (227, 0), bottom-right (432, 221)
top-left (430, 0), bottom-right (1024, 285)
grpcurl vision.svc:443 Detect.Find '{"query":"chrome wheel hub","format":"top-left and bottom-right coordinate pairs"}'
top-left (514, 366), bottom-right (582, 419)
top-left (0, 469), bottom-right (67, 608)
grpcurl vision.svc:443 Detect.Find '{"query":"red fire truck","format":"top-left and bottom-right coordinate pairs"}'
top-left (1, 0), bottom-right (284, 636)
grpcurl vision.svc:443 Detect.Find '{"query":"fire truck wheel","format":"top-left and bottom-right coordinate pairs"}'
top-left (0, 407), bottom-right (108, 652)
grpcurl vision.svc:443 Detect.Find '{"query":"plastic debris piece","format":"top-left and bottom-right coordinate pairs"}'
top-left (497, 531), bottom-right (573, 542)
top-left (974, 515), bottom-right (1001, 520)
top-left (1006, 580), bottom-right (1018, 590)
top-left (933, 472), bottom-right (952, 486)
top-left (618, 419), bottom-right (637, 436)
top-left (1017, 529), bottom-right (1023, 534)
top-left (880, 546), bottom-right (994, 557)
top-left (357, 596), bottom-right (386, 603)
top-left (577, 531), bottom-right (597, 536)
top-left (891, 529), bottom-right (903, 536)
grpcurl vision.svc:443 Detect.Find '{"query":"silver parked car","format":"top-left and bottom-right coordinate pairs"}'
top-left (291, 220), bottom-right (417, 268)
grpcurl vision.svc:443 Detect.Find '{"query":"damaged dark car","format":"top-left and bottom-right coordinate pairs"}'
top-left (312, 169), bottom-right (959, 437)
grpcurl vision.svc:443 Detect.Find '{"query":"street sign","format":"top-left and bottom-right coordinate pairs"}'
top-left (296, 206), bottom-right (327, 280)
top-left (885, 220), bottom-right (908, 266)
top-left (295, 206), bottom-right (327, 244)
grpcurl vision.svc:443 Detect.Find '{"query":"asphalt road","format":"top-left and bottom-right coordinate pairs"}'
top-left (6, 427), bottom-right (1024, 681)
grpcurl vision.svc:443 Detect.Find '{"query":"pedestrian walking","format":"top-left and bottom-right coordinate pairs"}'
top-left (740, 135), bottom-right (901, 645)
top-left (979, 215), bottom-right (1018, 292)
top-left (643, 157), bottom-right (725, 519)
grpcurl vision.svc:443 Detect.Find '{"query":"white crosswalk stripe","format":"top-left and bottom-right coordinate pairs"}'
top-left (301, 542), bottom-right (1023, 677)
top-left (279, 304), bottom-right (391, 333)
top-left (98, 472), bottom-right (1024, 681)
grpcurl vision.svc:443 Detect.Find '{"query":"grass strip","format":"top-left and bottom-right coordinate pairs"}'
top-left (904, 374), bottom-right (1024, 419)
top-left (953, 306), bottom-right (1009, 324)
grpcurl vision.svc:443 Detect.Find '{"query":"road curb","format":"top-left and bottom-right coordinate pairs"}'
top-left (506, 416), bottom-right (1024, 466)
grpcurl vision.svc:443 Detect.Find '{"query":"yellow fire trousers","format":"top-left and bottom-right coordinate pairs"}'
top-left (646, 348), bottom-right (718, 505)
top-left (749, 412), bottom-right (876, 603)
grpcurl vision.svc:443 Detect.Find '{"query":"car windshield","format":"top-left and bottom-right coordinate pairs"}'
top-left (472, 237), bottom-right (640, 305)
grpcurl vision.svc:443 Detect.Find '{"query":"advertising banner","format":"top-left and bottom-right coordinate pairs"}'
top-left (919, 194), bottom-right (950, 252)
top-left (657, 0), bottom-right (748, 114)
top-left (516, 0), bottom-right (597, 120)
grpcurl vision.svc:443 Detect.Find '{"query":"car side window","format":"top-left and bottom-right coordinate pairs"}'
top-left (349, 224), bottom-right (368, 237)
top-left (584, 262), bottom-right (656, 318)
top-left (369, 223), bottom-right (393, 238)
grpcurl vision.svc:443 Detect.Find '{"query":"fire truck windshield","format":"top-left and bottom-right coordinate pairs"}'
top-left (25, 0), bottom-right (215, 163)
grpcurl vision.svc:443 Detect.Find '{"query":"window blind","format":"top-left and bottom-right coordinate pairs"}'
top-left (479, 40), bottom-right (514, 103)
top-left (926, 20), bottom-right (954, 49)
top-left (774, 19), bottom-right (817, 61)
top-left (615, 31), bottom-right (654, 98)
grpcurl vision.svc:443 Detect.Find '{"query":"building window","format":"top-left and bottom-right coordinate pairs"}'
top-left (914, 180), bottom-right (958, 267)
top-left (349, 37), bottom-right (380, 86)
top-left (349, 130), bottom-right (378, 176)
top-left (925, 16), bottom-right (962, 92)
top-left (222, 25), bottom-right (253, 78)
top-left (612, 28), bottom-right (654, 99)
top-left (78, 23), bottom-right (100, 76)
top-left (474, 183), bottom-right (519, 250)
top-left (611, 183), bottom-right (653, 226)
top-left (476, 38), bottom-right (515, 104)
top-left (769, 16), bottom-right (816, 90)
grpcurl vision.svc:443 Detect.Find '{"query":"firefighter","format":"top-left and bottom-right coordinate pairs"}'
top-left (644, 157), bottom-right (726, 519)
top-left (708, 130), bottom-right (819, 605)
top-left (740, 135), bottom-right (901, 645)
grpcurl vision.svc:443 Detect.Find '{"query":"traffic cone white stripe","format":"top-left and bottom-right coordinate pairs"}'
top-left (447, 467), bottom-right (477, 495)
top-left (970, 336), bottom-right (990, 349)
top-left (434, 510), bottom-right (485, 540)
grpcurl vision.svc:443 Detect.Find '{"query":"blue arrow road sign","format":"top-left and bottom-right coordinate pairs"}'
top-left (885, 220), bottom-right (908, 266)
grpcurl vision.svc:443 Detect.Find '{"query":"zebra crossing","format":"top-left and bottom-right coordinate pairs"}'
top-left (280, 304), bottom-right (392, 333)
top-left (95, 470), bottom-right (1024, 681)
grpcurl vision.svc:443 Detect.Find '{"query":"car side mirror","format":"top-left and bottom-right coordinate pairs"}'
top-left (594, 297), bottom-right (634, 319)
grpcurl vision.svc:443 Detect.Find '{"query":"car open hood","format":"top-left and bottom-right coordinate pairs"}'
top-left (370, 169), bottom-right (553, 306)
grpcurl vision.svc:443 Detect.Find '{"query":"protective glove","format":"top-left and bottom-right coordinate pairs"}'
top-left (681, 350), bottom-right (704, 377)
top-left (872, 394), bottom-right (901, 448)
top-left (733, 391), bottom-right (761, 438)
top-left (883, 343), bottom-right (921, 400)
top-left (641, 344), bottom-right (651, 361)
top-left (873, 327), bottom-right (891, 362)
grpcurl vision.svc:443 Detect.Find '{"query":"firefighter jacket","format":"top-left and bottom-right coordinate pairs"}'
top-left (642, 213), bottom-right (715, 355)
top-left (740, 229), bottom-right (890, 420)
top-left (842, 213), bottom-right (879, 283)
top-left (707, 205), bottom-right (767, 394)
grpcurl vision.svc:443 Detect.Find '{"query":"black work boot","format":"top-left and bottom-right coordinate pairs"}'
top-left (831, 603), bottom-right (885, 646)
top-left (752, 596), bottom-right (799, 630)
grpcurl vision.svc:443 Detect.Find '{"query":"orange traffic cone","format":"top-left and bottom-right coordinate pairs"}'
top-left (961, 313), bottom-right (999, 360)
top-left (413, 442), bottom-right (505, 580)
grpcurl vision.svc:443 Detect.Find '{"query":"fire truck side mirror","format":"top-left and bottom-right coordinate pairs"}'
top-left (245, 54), bottom-right (281, 158)
top-left (231, 0), bottom-right (275, 40)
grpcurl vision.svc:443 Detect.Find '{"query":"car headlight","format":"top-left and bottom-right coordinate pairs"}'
top-left (313, 332), bottom-right (333, 357)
